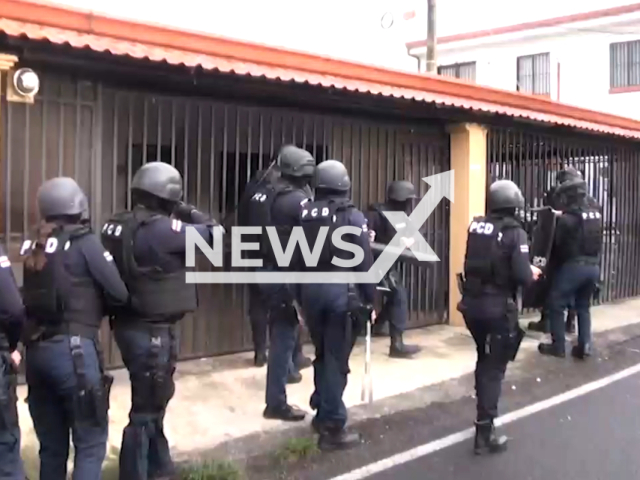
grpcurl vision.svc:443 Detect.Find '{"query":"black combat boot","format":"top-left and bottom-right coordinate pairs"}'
top-left (389, 333), bottom-right (421, 359)
top-left (263, 404), bottom-right (306, 422)
top-left (287, 371), bottom-right (303, 384)
top-left (474, 420), bottom-right (508, 455)
top-left (571, 343), bottom-right (592, 360)
top-left (538, 342), bottom-right (566, 358)
top-left (565, 310), bottom-right (577, 335)
top-left (318, 428), bottom-right (363, 451)
top-left (295, 354), bottom-right (313, 371)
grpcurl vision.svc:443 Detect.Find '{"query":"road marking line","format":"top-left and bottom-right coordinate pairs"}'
top-left (330, 362), bottom-right (640, 480)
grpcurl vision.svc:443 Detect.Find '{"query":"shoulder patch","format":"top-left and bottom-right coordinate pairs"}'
top-left (520, 245), bottom-right (529, 253)
top-left (103, 251), bottom-right (114, 262)
top-left (0, 255), bottom-right (10, 268)
top-left (171, 219), bottom-right (183, 232)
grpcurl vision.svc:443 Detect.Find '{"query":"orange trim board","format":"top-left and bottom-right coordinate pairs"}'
top-left (1, 0), bottom-right (640, 138)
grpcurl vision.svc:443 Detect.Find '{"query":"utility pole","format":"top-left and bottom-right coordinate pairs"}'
top-left (426, 0), bottom-right (437, 73)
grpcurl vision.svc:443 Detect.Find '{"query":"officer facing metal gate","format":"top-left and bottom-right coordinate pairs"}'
top-left (250, 146), bottom-right (315, 423)
top-left (299, 160), bottom-right (376, 451)
top-left (457, 180), bottom-right (541, 455)
top-left (365, 181), bottom-right (421, 359)
top-left (527, 167), bottom-right (586, 335)
top-left (538, 175), bottom-right (603, 359)
top-left (238, 167), bottom-right (310, 373)
top-left (101, 162), bottom-right (220, 480)
top-left (21, 177), bottom-right (129, 480)
top-left (0, 243), bottom-right (26, 480)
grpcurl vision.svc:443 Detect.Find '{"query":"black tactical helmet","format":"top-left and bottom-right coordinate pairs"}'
top-left (487, 180), bottom-right (525, 211)
top-left (313, 160), bottom-right (351, 191)
top-left (554, 177), bottom-right (587, 208)
top-left (37, 177), bottom-right (87, 219)
top-left (387, 180), bottom-right (417, 202)
top-left (557, 166), bottom-right (583, 185)
top-left (277, 145), bottom-right (316, 178)
top-left (131, 162), bottom-right (183, 202)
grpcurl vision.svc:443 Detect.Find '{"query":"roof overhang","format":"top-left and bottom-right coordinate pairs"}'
top-left (2, 0), bottom-right (640, 139)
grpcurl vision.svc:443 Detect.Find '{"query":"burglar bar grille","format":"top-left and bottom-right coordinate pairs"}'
top-left (487, 126), bottom-right (640, 312)
top-left (1, 73), bottom-right (450, 367)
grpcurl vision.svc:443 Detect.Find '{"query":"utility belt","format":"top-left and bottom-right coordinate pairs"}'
top-left (126, 322), bottom-right (178, 413)
top-left (23, 320), bottom-right (99, 346)
top-left (0, 351), bottom-right (18, 432)
top-left (457, 274), bottom-right (510, 298)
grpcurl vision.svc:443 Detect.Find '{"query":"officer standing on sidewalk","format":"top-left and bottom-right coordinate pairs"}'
top-left (101, 162), bottom-right (220, 480)
top-left (538, 175), bottom-right (602, 359)
top-left (256, 145), bottom-right (315, 422)
top-left (0, 244), bottom-right (26, 480)
top-left (238, 168), bottom-right (311, 372)
top-left (366, 181), bottom-right (421, 358)
top-left (458, 179), bottom-right (541, 455)
top-left (22, 177), bottom-right (129, 480)
top-left (300, 159), bottom-right (376, 451)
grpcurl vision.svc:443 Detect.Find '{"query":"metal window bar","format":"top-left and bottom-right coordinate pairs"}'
top-left (0, 72), bottom-right (450, 367)
top-left (487, 126), bottom-right (640, 315)
top-left (517, 53), bottom-right (550, 96)
top-left (438, 62), bottom-right (476, 82)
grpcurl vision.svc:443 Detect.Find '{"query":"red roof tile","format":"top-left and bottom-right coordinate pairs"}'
top-left (2, 0), bottom-right (640, 139)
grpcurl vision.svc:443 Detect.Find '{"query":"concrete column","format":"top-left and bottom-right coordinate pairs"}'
top-left (447, 123), bottom-right (487, 327)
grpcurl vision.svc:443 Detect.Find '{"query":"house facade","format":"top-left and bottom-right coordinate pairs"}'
top-left (407, 3), bottom-right (640, 120)
top-left (2, 0), bottom-right (640, 368)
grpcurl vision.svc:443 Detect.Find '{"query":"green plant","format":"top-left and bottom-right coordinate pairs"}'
top-left (275, 437), bottom-right (319, 464)
top-left (179, 459), bottom-right (244, 480)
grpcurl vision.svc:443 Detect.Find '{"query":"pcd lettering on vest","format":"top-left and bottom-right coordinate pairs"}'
top-left (469, 221), bottom-right (495, 235)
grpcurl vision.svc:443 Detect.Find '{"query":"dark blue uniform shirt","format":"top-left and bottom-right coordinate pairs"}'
top-left (0, 247), bottom-right (25, 351)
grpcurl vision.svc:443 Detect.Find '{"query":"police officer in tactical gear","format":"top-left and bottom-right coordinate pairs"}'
top-left (300, 159), bottom-right (376, 451)
top-left (254, 145), bottom-right (315, 422)
top-left (528, 167), bottom-right (583, 335)
top-left (238, 168), bottom-right (311, 372)
top-left (366, 180), bottom-right (421, 358)
top-left (0, 245), bottom-right (26, 480)
top-left (22, 177), bottom-right (128, 480)
top-left (458, 180), bottom-right (541, 455)
top-left (101, 162), bottom-right (219, 479)
top-left (538, 176), bottom-right (602, 359)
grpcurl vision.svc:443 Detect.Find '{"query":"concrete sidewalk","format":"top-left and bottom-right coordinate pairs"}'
top-left (15, 298), bottom-right (640, 469)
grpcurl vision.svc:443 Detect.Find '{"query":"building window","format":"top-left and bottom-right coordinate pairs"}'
top-left (516, 53), bottom-right (550, 96)
top-left (610, 40), bottom-right (640, 90)
top-left (437, 62), bottom-right (476, 82)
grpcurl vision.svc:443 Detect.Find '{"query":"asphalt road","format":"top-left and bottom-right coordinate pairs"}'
top-left (371, 370), bottom-right (640, 480)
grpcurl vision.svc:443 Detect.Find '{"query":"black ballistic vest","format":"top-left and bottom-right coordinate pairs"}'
top-left (101, 209), bottom-right (197, 320)
top-left (463, 215), bottom-right (520, 295)
top-left (300, 198), bottom-right (355, 271)
top-left (21, 225), bottom-right (102, 330)
top-left (565, 207), bottom-right (603, 260)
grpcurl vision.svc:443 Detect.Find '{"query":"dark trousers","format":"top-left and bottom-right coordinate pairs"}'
top-left (547, 261), bottom-right (600, 351)
top-left (114, 325), bottom-right (177, 480)
top-left (302, 284), bottom-right (353, 431)
top-left (0, 352), bottom-right (24, 480)
top-left (376, 283), bottom-right (408, 336)
top-left (248, 283), bottom-right (268, 355)
top-left (26, 335), bottom-right (107, 480)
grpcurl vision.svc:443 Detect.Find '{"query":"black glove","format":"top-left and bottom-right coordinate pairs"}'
top-left (173, 202), bottom-right (196, 222)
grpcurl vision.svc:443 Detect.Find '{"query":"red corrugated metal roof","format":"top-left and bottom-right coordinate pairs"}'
top-left (2, 0), bottom-right (640, 139)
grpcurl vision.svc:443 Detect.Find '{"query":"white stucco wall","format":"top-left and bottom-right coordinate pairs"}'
top-left (411, 16), bottom-right (640, 120)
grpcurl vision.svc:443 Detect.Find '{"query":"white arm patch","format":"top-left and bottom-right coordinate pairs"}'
top-left (0, 256), bottom-right (10, 268)
top-left (520, 245), bottom-right (529, 253)
top-left (171, 219), bottom-right (183, 232)
top-left (103, 251), bottom-right (114, 262)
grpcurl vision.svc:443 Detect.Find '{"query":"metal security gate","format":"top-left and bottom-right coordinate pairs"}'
top-left (487, 126), bottom-right (640, 305)
top-left (1, 72), bottom-right (450, 368)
